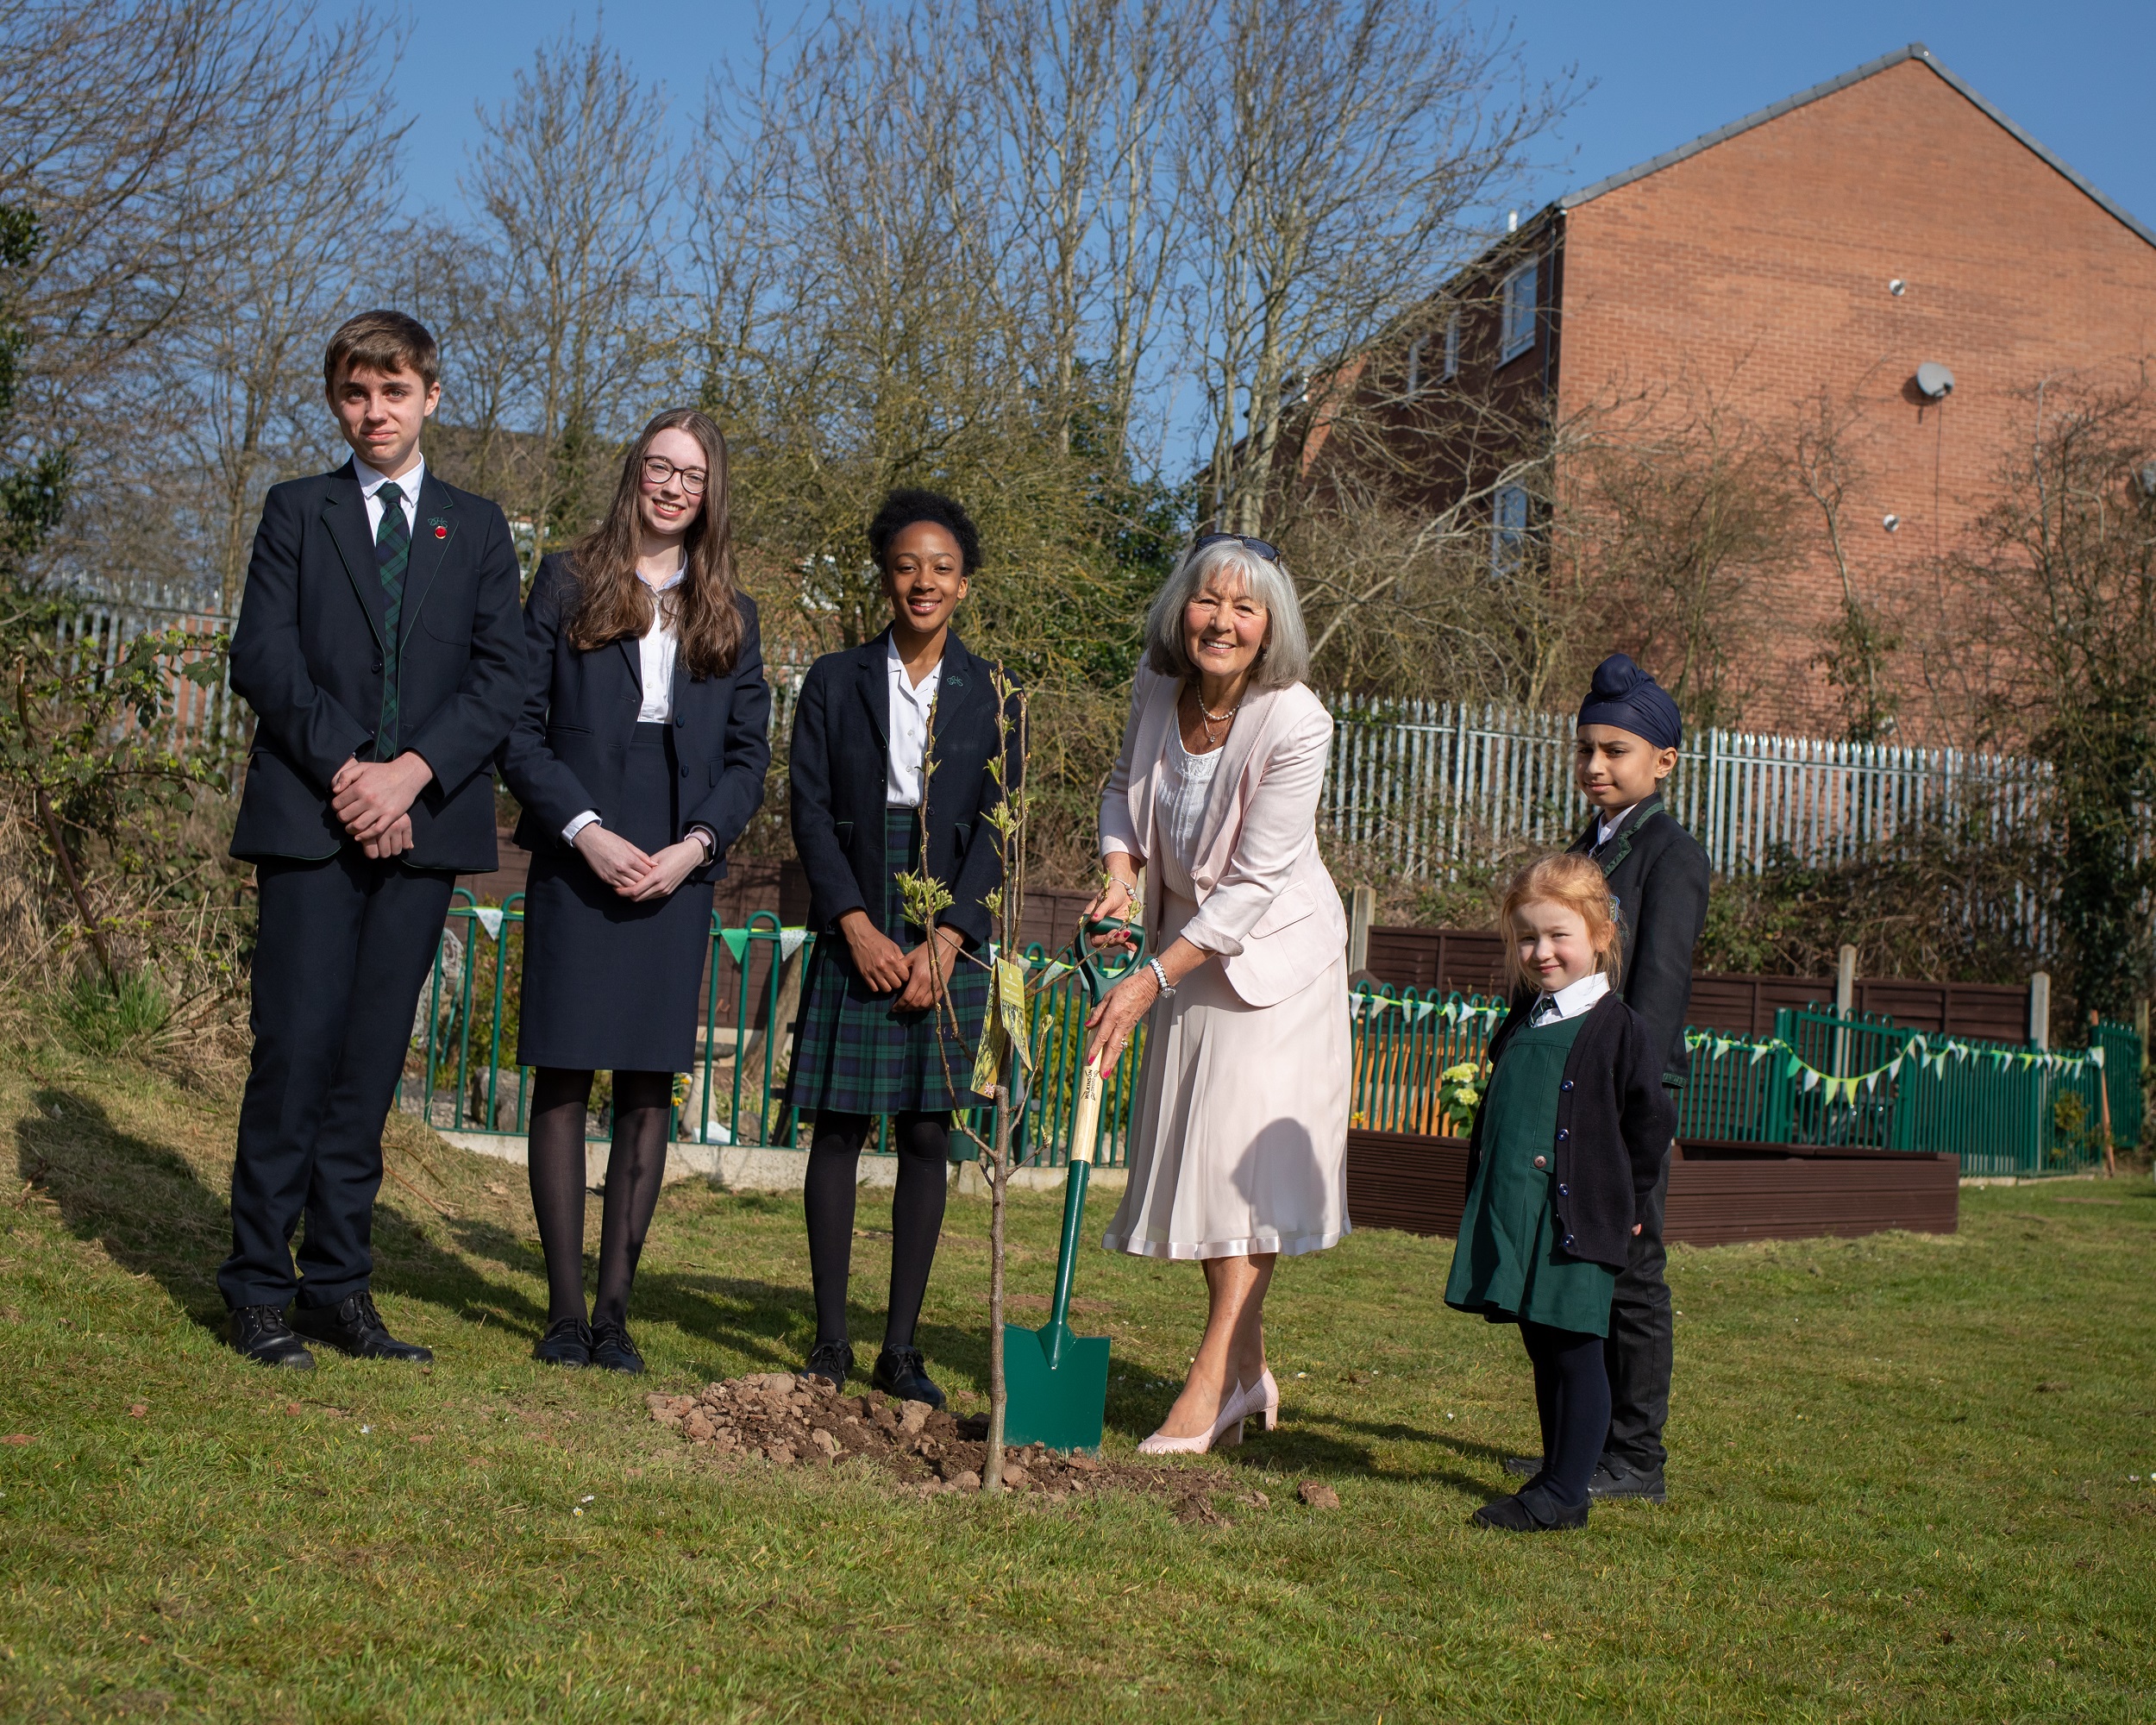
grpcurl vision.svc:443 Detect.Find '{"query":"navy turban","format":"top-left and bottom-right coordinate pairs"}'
top-left (1577, 655), bottom-right (1682, 750)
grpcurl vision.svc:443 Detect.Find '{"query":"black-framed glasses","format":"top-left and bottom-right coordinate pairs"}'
top-left (1192, 531), bottom-right (1282, 563)
top-left (640, 455), bottom-right (708, 495)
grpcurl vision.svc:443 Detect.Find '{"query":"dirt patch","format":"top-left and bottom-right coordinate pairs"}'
top-left (649, 1371), bottom-right (1256, 1513)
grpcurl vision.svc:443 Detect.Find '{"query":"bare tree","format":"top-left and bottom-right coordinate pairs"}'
top-left (1790, 388), bottom-right (1902, 742)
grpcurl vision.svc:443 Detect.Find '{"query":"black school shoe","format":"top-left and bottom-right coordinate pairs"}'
top-left (229, 1305), bottom-right (315, 1370)
top-left (872, 1345), bottom-right (945, 1409)
top-left (533, 1316), bottom-right (593, 1368)
top-left (1588, 1458), bottom-right (1667, 1503)
top-left (589, 1320), bottom-right (644, 1374)
top-left (801, 1339), bottom-right (854, 1390)
top-left (1472, 1485), bottom-right (1589, 1531)
top-left (291, 1292), bottom-right (433, 1363)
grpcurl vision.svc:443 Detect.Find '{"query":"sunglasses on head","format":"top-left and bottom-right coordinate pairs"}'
top-left (1192, 531), bottom-right (1282, 563)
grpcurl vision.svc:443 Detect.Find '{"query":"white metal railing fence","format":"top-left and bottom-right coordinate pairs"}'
top-left (1321, 695), bottom-right (2054, 880)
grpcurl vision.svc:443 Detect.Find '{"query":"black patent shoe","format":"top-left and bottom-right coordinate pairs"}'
top-left (291, 1291), bottom-right (433, 1363)
top-left (801, 1339), bottom-right (854, 1390)
top-left (533, 1316), bottom-right (592, 1368)
top-left (589, 1320), bottom-right (644, 1374)
top-left (230, 1304), bottom-right (315, 1370)
top-left (1588, 1458), bottom-right (1667, 1503)
top-left (872, 1345), bottom-right (945, 1409)
top-left (1472, 1485), bottom-right (1589, 1532)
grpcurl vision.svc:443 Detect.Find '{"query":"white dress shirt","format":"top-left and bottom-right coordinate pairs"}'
top-left (1595, 803), bottom-right (1639, 850)
top-left (886, 637), bottom-right (943, 807)
top-left (1529, 968), bottom-right (1611, 1026)
top-left (354, 454), bottom-right (423, 538)
top-left (561, 561), bottom-right (689, 847)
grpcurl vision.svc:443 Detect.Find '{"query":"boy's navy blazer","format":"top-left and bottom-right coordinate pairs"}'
top-left (228, 459), bottom-right (526, 873)
top-left (1567, 794), bottom-right (1710, 1088)
top-left (789, 627), bottom-right (1018, 950)
top-left (497, 552), bottom-right (773, 878)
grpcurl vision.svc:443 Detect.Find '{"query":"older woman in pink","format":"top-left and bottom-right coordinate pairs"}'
top-left (1082, 534), bottom-right (1351, 1453)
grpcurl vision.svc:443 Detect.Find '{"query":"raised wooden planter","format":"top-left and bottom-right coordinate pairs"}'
top-left (1344, 1129), bottom-right (1959, 1245)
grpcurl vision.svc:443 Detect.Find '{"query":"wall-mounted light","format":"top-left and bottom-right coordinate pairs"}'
top-left (2139, 461), bottom-right (2156, 498)
top-left (1883, 514), bottom-right (1902, 533)
top-left (1889, 279), bottom-right (1907, 296)
top-left (1915, 361), bottom-right (1955, 399)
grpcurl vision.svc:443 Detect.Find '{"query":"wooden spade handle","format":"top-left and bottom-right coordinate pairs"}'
top-left (1068, 1056), bottom-right (1105, 1164)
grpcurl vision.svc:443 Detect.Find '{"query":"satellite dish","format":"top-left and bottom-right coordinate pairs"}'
top-left (1915, 362), bottom-right (1955, 400)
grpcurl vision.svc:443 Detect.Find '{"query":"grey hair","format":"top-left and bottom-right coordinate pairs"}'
top-left (1141, 539), bottom-right (1312, 689)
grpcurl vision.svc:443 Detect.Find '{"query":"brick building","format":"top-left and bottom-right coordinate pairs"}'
top-left (1354, 43), bottom-right (2156, 736)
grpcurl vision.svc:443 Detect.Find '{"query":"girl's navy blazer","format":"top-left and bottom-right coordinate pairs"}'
top-left (1467, 992), bottom-right (1677, 1270)
top-left (497, 552), bottom-right (772, 878)
top-left (789, 628), bottom-right (1018, 949)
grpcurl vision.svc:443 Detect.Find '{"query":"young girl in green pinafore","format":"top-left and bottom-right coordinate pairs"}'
top-left (1447, 854), bottom-right (1676, 1530)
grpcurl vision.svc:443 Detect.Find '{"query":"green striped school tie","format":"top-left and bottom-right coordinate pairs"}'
top-left (373, 480), bottom-right (411, 758)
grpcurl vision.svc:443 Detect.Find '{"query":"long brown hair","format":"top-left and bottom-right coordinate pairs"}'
top-left (563, 407), bottom-right (743, 676)
top-left (1499, 853), bottom-right (1625, 992)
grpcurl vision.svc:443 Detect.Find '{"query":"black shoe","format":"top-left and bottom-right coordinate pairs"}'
top-left (229, 1305), bottom-right (315, 1370)
top-left (589, 1320), bottom-right (644, 1375)
top-left (290, 1291), bottom-right (433, 1363)
top-left (872, 1345), bottom-right (945, 1409)
top-left (1503, 1454), bottom-right (1545, 1477)
top-left (1472, 1485), bottom-right (1589, 1531)
top-left (533, 1316), bottom-right (592, 1368)
top-left (1588, 1458), bottom-right (1668, 1503)
top-left (801, 1339), bottom-right (854, 1390)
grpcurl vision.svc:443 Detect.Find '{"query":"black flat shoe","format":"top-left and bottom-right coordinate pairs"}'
top-left (801, 1339), bottom-right (854, 1390)
top-left (533, 1316), bottom-right (592, 1368)
top-left (1588, 1458), bottom-right (1667, 1503)
top-left (872, 1345), bottom-right (944, 1409)
top-left (229, 1305), bottom-right (314, 1370)
top-left (1472, 1486), bottom-right (1589, 1532)
top-left (589, 1320), bottom-right (644, 1374)
top-left (290, 1292), bottom-right (432, 1363)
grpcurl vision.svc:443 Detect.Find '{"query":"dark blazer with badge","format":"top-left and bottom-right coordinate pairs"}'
top-left (1568, 794), bottom-right (1710, 1088)
top-left (228, 461), bottom-right (526, 873)
top-left (1467, 992), bottom-right (1676, 1271)
top-left (497, 553), bottom-right (773, 878)
top-left (788, 629), bottom-right (1018, 949)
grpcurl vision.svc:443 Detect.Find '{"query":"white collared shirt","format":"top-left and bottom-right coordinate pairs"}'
top-left (1529, 969), bottom-right (1611, 1026)
top-left (561, 560), bottom-right (686, 844)
top-left (353, 453), bottom-right (423, 538)
top-left (886, 637), bottom-right (943, 807)
top-left (1596, 802), bottom-right (1639, 850)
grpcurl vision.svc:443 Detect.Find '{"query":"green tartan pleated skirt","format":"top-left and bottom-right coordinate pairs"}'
top-left (782, 806), bottom-right (992, 1115)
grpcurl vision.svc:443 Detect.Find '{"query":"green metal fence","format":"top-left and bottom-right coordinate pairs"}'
top-left (404, 903), bottom-right (2138, 1179)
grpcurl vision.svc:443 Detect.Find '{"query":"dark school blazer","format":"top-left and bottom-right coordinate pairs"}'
top-left (789, 627), bottom-right (1018, 950)
top-left (229, 460), bottom-right (526, 873)
top-left (496, 553), bottom-right (773, 881)
top-left (1568, 794), bottom-right (1711, 1088)
top-left (1467, 991), bottom-right (1677, 1272)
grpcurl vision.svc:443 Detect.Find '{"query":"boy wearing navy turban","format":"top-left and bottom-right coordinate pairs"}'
top-left (1506, 653), bottom-right (1708, 1504)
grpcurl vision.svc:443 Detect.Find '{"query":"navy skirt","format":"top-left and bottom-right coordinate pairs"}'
top-left (517, 723), bottom-right (714, 1073)
top-left (783, 806), bottom-right (991, 1115)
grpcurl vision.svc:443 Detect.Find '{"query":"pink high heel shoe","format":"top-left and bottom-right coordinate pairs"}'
top-left (1138, 1383), bottom-right (1249, 1454)
top-left (1244, 1368), bottom-right (1280, 1433)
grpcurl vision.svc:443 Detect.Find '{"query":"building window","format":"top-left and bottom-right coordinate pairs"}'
top-left (1442, 309), bottom-right (1460, 380)
top-left (1490, 483), bottom-right (1530, 575)
top-left (1499, 260), bottom-right (1538, 363)
top-left (1406, 335), bottom-right (1425, 396)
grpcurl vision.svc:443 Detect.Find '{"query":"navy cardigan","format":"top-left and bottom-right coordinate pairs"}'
top-left (788, 628), bottom-right (1019, 950)
top-left (1466, 991), bottom-right (1677, 1272)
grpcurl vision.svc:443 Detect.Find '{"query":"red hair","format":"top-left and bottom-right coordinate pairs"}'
top-left (1498, 854), bottom-right (1624, 991)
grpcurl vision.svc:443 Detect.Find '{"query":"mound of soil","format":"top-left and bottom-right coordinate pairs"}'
top-left (648, 1371), bottom-right (1266, 1517)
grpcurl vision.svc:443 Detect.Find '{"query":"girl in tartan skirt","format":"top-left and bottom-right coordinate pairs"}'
top-left (782, 490), bottom-right (1017, 1407)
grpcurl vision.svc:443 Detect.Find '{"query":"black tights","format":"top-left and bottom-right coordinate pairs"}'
top-left (527, 1068), bottom-right (673, 1329)
top-left (804, 1110), bottom-right (949, 1352)
top-left (1520, 1320), bottom-right (1612, 1509)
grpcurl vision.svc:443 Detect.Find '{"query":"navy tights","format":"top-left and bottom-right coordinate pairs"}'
top-left (1520, 1320), bottom-right (1613, 1509)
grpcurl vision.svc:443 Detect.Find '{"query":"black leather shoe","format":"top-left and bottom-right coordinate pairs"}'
top-left (1503, 1454), bottom-right (1545, 1477)
top-left (1588, 1458), bottom-right (1668, 1503)
top-left (589, 1320), bottom-right (644, 1374)
top-left (229, 1305), bottom-right (314, 1370)
top-left (801, 1339), bottom-right (854, 1390)
top-left (290, 1292), bottom-right (433, 1363)
top-left (1472, 1486), bottom-right (1589, 1531)
top-left (533, 1316), bottom-right (592, 1368)
top-left (872, 1345), bottom-right (945, 1409)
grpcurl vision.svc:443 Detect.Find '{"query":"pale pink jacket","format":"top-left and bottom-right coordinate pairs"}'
top-left (1100, 667), bottom-right (1348, 1008)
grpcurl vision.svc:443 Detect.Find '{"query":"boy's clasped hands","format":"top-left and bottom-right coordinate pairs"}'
top-left (329, 752), bottom-right (434, 859)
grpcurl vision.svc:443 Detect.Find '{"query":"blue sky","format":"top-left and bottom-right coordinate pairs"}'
top-left (384, 1), bottom-right (2155, 233)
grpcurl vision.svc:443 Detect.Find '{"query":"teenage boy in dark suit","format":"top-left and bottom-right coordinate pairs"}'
top-left (1506, 654), bottom-right (1709, 1501)
top-left (219, 310), bottom-right (525, 1368)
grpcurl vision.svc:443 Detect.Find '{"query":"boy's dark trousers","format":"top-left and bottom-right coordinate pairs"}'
top-left (1603, 1138), bottom-right (1674, 1474)
top-left (218, 850), bottom-right (454, 1310)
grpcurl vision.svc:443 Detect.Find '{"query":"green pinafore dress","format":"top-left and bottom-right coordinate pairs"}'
top-left (1444, 1013), bottom-right (1619, 1337)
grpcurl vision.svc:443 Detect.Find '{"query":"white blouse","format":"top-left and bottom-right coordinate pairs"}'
top-left (885, 637), bottom-right (943, 807)
top-left (1155, 729), bottom-right (1223, 893)
top-left (561, 561), bottom-right (686, 845)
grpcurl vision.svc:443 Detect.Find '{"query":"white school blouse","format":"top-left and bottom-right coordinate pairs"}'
top-left (561, 562), bottom-right (685, 844)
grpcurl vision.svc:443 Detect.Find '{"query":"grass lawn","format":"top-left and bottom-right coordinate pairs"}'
top-left (3, 1040), bottom-right (2153, 1722)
